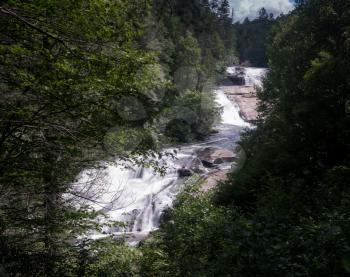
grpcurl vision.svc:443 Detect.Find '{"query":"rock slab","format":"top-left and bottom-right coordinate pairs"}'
top-left (197, 147), bottom-right (237, 167)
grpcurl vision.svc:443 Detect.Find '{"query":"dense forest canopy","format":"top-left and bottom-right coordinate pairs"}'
top-left (235, 7), bottom-right (276, 67)
top-left (1, 0), bottom-right (350, 276)
top-left (0, 0), bottom-right (236, 275)
top-left (140, 0), bottom-right (350, 276)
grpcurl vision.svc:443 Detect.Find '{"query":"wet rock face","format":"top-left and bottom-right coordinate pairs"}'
top-left (186, 157), bottom-right (206, 173)
top-left (197, 147), bottom-right (237, 167)
top-left (201, 169), bottom-right (230, 192)
top-left (229, 75), bottom-right (245, 86)
top-left (177, 156), bottom-right (206, 178)
top-left (178, 168), bottom-right (193, 178)
top-left (227, 67), bottom-right (246, 86)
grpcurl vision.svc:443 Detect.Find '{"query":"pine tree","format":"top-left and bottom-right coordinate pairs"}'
top-left (218, 0), bottom-right (230, 19)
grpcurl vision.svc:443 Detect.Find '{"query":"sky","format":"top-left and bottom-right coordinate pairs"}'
top-left (229, 0), bottom-right (295, 22)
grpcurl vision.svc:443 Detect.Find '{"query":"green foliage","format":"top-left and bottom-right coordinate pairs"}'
top-left (175, 31), bottom-right (202, 69)
top-left (175, 90), bottom-right (221, 139)
top-left (153, 0), bottom-right (237, 76)
top-left (146, 0), bottom-right (236, 143)
top-left (0, 0), bottom-right (237, 275)
top-left (0, 0), bottom-right (160, 275)
top-left (218, 0), bottom-right (350, 274)
top-left (140, 186), bottom-right (236, 277)
top-left (80, 238), bottom-right (140, 277)
top-left (235, 8), bottom-right (276, 67)
top-left (141, 0), bottom-right (350, 276)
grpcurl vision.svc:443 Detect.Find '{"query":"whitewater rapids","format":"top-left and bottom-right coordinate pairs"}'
top-left (75, 67), bottom-right (266, 245)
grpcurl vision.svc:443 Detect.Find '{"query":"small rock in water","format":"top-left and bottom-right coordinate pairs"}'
top-left (227, 67), bottom-right (246, 85)
top-left (178, 168), bottom-right (192, 177)
top-left (202, 160), bottom-right (216, 168)
top-left (214, 158), bottom-right (224, 164)
top-left (187, 157), bottom-right (206, 173)
top-left (197, 147), bottom-right (237, 167)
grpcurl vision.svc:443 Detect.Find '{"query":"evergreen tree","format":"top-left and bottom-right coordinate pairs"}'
top-left (258, 7), bottom-right (268, 20)
top-left (235, 7), bottom-right (276, 66)
top-left (218, 0), bottom-right (230, 19)
top-left (140, 0), bottom-right (350, 276)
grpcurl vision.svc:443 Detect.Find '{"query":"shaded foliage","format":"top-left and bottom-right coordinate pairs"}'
top-left (0, 0), bottom-right (237, 275)
top-left (141, 0), bottom-right (350, 276)
top-left (235, 8), bottom-right (276, 67)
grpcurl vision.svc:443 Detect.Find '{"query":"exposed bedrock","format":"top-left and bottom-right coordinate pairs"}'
top-left (197, 147), bottom-right (237, 167)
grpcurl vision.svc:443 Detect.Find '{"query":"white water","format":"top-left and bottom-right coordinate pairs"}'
top-left (215, 90), bottom-right (250, 127)
top-left (244, 67), bottom-right (267, 87)
top-left (226, 67), bottom-right (267, 88)
top-left (76, 67), bottom-right (266, 244)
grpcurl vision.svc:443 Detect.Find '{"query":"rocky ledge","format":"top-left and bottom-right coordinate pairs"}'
top-left (226, 66), bottom-right (246, 85)
top-left (197, 147), bottom-right (237, 167)
top-left (197, 147), bottom-right (237, 191)
top-left (201, 169), bottom-right (230, 192)
top-left (221, 85), bottom-right (258, 122)
top-left (177, 79), bottom-right (259, 191)
top-left (198, 81), bottom-right (259, 190)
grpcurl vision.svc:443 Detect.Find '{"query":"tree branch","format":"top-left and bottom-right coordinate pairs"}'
top-left (0, 7), bottom-right (77, 55)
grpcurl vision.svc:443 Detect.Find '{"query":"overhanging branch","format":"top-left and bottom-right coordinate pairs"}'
top-left (0, 7), bottom-right (77, 55)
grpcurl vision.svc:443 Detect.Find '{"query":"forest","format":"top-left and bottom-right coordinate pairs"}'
top-left (234, 7), bottom-right (276, 67)
top-left (1, 0), bottom-right (350, 276)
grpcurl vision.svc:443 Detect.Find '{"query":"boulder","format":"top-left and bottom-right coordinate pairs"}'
top-left (212, 149), bottom-right (237, 164)
top-left (186, 157), bottom-right (206, 173)
top-left (197, 147), bottom-right (237, 167)
top-left (178, 168), bottom-right (192, 178)
top-left (228, 75), bottom-right (245, 86)
top-left (201, 160), bottom-right (216, 168)
top-left (201, 169), bottom-right (230, 192)
top-left (227, 67), bottom-right (246, 85)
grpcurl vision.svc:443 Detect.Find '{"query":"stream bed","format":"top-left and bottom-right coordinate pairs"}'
top-left (77, 67), bottom-right (267, 245)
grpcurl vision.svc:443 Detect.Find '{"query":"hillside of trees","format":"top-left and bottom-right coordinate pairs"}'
top-left (0, 0), bottom-right (235, 275)
top-left (1, 0), bottom-right (350, 276)
top-left (140, 0), bottom-right (350, 276)
top-left (234, 7), bottom-right (277, 67)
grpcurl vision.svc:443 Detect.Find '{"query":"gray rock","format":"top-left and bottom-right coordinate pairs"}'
top-left (201, 160), bottom-right (216, 168)
top-left (227, 67), bottom-right (246, 86)
top-left (229, 75), bottom-right (245, 86)
top-left (197, 147), bottom-right (237, 167)
top-left (178, 168), bottom-right (192, 178)
top-left (186, 157), bottom-right (206, 173)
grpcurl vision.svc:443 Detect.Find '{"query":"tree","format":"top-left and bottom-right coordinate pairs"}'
top-left (210, 0), bottom-right (220, 13)
top-left (139, 0), bottom-right (350, 276)
top-left (258, 7), bottom-right (268, 20)
top-left (0, 0), bottom-right (160, 275)
top-left (218, 0), bottom-right (230, 19)
top-left (0, 0), bottom-right (238, 275)
top-left (235, 8), bottom-right (277, 66)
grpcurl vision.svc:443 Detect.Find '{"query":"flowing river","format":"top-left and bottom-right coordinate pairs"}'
top-left (77, 67), bottom-right (267, 245)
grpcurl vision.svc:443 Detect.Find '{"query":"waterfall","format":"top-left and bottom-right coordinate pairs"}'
top-left (77, 67), bottom-right (267, 244)
top-left (226, 66), bottom-right (267, 88)
top-left (243, 67), bottom-right (267, 87)
top-left (215, 89), bottom-right (250, 127)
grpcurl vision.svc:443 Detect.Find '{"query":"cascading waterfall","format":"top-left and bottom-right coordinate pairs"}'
top-left (243, 67), bottom-right (267, 87)
top-left (226, 66), bottom-right (267, 88)
top-left (215, 89), bottom-right (250, 127)
top-left (77, 67), bottom-right (266, 245)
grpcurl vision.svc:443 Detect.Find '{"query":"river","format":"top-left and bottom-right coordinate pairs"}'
top-left (77, 67), bottom-right (267, 245)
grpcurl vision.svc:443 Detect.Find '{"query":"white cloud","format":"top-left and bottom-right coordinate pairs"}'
top-left (229, 0), bottom-right (295, 21)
